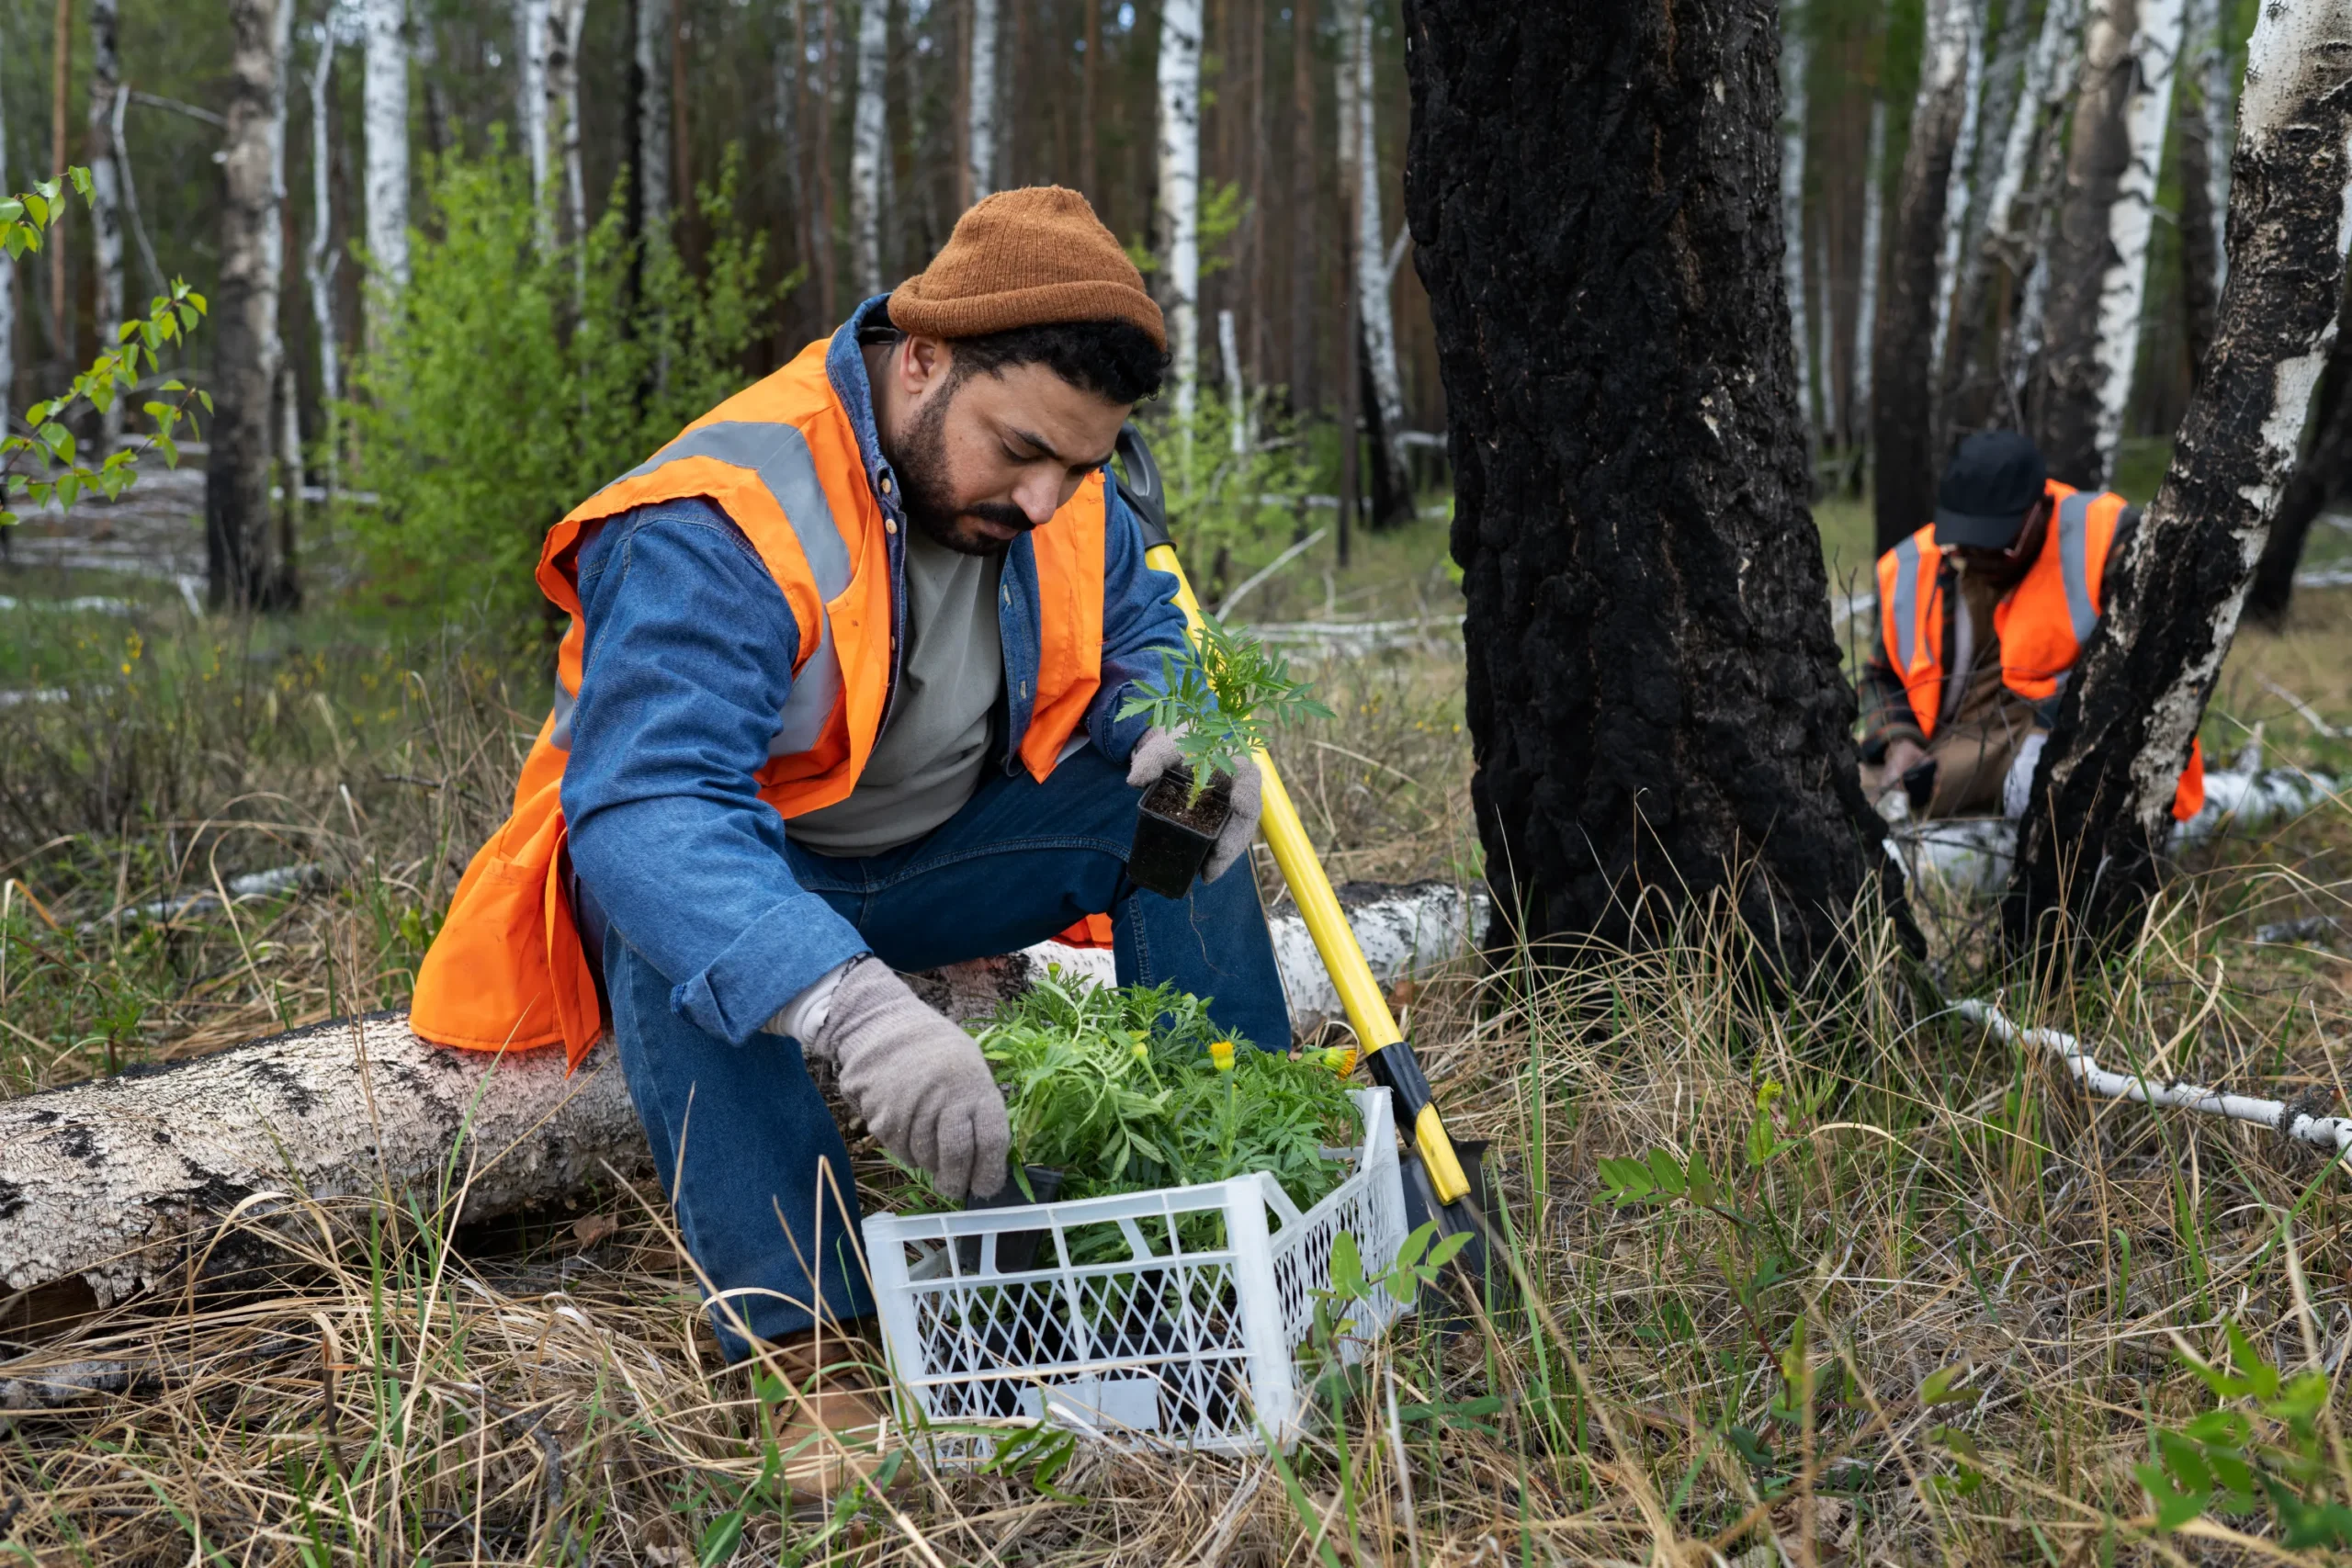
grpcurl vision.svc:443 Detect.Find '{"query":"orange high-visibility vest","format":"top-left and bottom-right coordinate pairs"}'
top-left (409, 338), bottom-right (1110, 1066)
top-left (1875, 479), bottom-right (2204, 822)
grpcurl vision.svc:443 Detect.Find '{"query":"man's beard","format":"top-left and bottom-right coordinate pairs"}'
top-left (888, 378), bottom-right (1035, 557)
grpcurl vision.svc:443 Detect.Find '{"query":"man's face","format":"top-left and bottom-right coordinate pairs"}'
top-left (1950, 497), bottom-right (2052, 587)
top-left (879, 336), bottom-right (1133, 556)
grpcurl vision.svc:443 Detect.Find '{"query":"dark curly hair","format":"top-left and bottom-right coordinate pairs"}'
top-left (940, 319), bottom-right (1171, 407)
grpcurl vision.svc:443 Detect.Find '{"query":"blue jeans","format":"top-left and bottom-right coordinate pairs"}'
top-left (606, 745), bottom-right (1286, 1359)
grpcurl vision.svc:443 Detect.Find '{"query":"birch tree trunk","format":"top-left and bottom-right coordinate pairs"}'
top-left (2247, 289), bottom-right (2352, 626)
top-left (2007, 0), bottom-right (2352, 949)
top-left (1158, 0), bottom-right (1204, 423)
top-left (849, 0), bottom-right (889, 299)
top-left (1927, 5), bottom-right (1985, 389)
top-left (967, 0), bottom-right (999, 206)
top-left (85, 0), bottom-right (126, 455)
top-left (207, 0), bottom-right (295, 614)
top-left (1342, 0), bottom-right (1410, 520)
top-left (2029, 0), bottom-right (2187, 490)
top-left (636, 0), bottom-right (673, 238)
top-left (1871, 0), bottom-right (1976, 555)
top-left (1780, 1), bottom-right (1813, 437)
top-left (362, 0), bottom-right (410, 339)
top-left (1853, 97), bottom-right (1886, 440)
top-left (304, 21), bottom-right (340, 501)
top-left (549, 0), bottom-right (588, 254)
top-left (1936, 0), bottom-right (2033, 444)
top-left (1407, 0), bottom-right (1903, 973)
top-left (517, 0), bottom-right (550, 250)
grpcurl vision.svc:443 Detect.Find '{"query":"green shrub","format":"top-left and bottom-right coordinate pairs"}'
top-left (346, 143), bottom-right (783, 635)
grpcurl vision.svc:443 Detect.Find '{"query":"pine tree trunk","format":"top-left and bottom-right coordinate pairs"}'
top-left (2007, 0), bottom-right (2352, 948)
top-left (1288, 0), bottom-right (1317, 411)
top-left (1340, 0), bottom-right (1409, 522)
top-left (362, 0), bottom-right (409, 341)
top-left (517, 0), bottom-right (550, 250)
top-left (1406, 0), bottom-right (1898, 971)
top-left (1871, 0), bottom-right (1975, 555)
top-left (208, 0), bottom-right (294, 615)
top-left (0, 46), bottom-right (13, 434)
top-left (304, 23), bottom-right (340, 502)
top-left (2029, 0), bottom-right (2187, 490)
top-left (967, 0), bottom-right (999, 205)
top-left (1781, 2), bottom-right (1813, 440)
top-left (850, 0), bottom-right (889, 298)
top-left (1158, 0), bottom-right (1204, 421)
top-left (85, 0), bottom-right (126, 455)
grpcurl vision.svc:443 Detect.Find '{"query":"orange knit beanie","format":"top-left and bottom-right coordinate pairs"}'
top-left (889, 186), bottom-right (1166, 350)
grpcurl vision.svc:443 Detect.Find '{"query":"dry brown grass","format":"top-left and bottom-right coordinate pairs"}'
top-left (10, 540), bottom-right (2352, 1561)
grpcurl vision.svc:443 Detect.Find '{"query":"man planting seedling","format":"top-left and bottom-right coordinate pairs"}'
top-left (405, 188), bottom-right (1292, 1489)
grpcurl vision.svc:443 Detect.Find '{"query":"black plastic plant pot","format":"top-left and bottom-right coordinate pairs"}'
top-left (1128, 765), bottom-right (1235, 901)
top-left (958, 1165), bottom-right (1065, 1276)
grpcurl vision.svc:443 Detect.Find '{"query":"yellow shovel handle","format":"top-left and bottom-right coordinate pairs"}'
top-left (1144, 543), bottom-right (1473, 1206)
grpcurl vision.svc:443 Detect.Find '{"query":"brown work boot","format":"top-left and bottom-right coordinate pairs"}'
top-left (758, 1325), bottom-right (907, 1501)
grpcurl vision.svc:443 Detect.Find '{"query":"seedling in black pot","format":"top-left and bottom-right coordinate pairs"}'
top-left (1118, 620), bottom-right (1331, 900)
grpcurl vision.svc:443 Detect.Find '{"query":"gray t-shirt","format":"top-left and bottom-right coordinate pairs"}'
top-left (786, 530), bottom-right (1004, 857)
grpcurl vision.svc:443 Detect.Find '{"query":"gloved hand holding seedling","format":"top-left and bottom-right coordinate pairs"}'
top-left (1119, 622), bottom-right (1333, 899)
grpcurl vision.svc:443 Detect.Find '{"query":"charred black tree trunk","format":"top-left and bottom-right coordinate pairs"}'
top-left (2007, 3), bottom-right (2352, 949)
top-left (1871, 0), bottom-right (1975, 556)
top-left (2247, 289), bottom-right (2352, 626)
top-left (1404, 0), bottom-right (1903, 975)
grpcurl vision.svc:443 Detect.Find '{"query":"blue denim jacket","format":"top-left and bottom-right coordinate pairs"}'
top-left (560, 297), bottom-right (1189, 1045)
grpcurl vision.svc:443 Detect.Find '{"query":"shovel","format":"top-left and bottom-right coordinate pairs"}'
top-left (1111, 425), bottom-right (1502, 1303)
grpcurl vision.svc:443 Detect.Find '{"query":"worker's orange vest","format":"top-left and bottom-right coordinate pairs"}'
top-left (1875, 479), bottom-right (2204, 822)
top-left (409, 339), bottom-right (1109, 1066)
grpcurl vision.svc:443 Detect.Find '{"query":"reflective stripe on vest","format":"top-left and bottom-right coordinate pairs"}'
top-left (1890, 534), bottom-right (1920, 673)
top-left (546, 421), bottom-right (852, 758)
top-left (2054, 490), bottom-right (2097, 646)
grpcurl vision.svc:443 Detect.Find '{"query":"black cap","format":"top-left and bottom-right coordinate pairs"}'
top-left (1934, 431), bottom-right (2048, 549)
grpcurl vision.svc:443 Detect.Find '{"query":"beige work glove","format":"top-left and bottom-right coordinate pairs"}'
top-left (802, 957), bottom-right (1008, 1201)
top-left (1126, 727), bottom-right (1264, 885)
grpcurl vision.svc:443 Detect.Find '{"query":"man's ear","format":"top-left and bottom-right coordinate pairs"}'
top-left (897, 333), bottom-right (954, 399)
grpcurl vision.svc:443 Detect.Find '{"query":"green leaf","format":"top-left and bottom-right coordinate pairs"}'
top-left (1329, 1232), bottom-right (1364, 1300)
top-left (2136, 1462), bottom-right (2210, 1533)
top-left (1921, 1365), bottom-right (1978, 1408)
top-left (1425, 1230), bottom-right (1473, 1270)
top-left (2180, 1408), bottom-right (2250, 1446)
top-left (0, 198), bottom-right (21, 224)
top-left (22, 190), bottom-right (49, 227)
top-left (54, 473), bottom-right (79, 511)
top-left (67, 165), bottom-right (93, 199)
top-left (1644, 1147), bottom-right (1687, 1197)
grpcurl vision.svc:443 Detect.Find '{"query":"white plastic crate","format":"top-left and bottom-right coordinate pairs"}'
top-left (864, 1088), bottom-right (1410, 1456)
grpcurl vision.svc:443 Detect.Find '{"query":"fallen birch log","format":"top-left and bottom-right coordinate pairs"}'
top-left (0, 882), bottom-right (1480, 1313)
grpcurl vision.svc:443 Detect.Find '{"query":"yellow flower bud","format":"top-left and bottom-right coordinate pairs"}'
top-left (1210, 1039), bottom-right (1236, 1072)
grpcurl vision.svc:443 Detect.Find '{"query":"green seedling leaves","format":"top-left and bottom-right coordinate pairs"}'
top-left (1921, 1365), bottom-right (1980, 1408)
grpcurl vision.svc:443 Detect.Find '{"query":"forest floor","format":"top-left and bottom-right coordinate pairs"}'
top-left (5, 469), bottom-right (2352, 1562)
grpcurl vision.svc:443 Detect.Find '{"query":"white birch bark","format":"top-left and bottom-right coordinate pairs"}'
top-left (1344, 0), bottom-right (1408, 486)
top-left (1928, 2), bottom-right (1984, 382)
top-left (1815, 227), bottom-right (1838, 441)
top-left (516, 0), bottom-right (551, 250)
top-left (1984, 0), bottom-right (2085, 262)
top-left (1219, 305), bottom-right (1247, 456)
top-left (362, 0), bottom-right (410, 329)
top-left (967, 0), bottom-right (999, 204)
top-left (0, 884), bottom-right (1474, 1306)
top-left (304, 21), bottom-right (341, 495)
top-left (636, 0), bottom-right (672, 236)
top-left (2196, 0), bottom-right (2233, 290)
top-left (548, 0), bottom-right (587, 254)
top-left (1854, 97), bottom-right (1887, 426)
top-left (2010, 0), bottom-right (2352, 927)
top-left (1157, 0), bottom-right (1204, 422)
top-left (2090, 0), bottom-right (2188, 483)
top-left (86, 0), bottom-right (126, 453)
top-left (1781, 0), bottom-right (1813, 431)
top-left (849, 0), bottom-right (889, 298)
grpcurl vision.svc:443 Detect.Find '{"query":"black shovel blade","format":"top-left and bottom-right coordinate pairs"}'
top-left (1397, 1138), bottom-right (1510, 1321)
